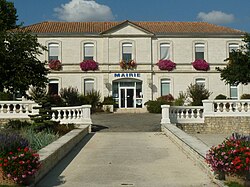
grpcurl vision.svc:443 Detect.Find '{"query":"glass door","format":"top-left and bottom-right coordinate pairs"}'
top-left (119, 87), bottom-right (135, 108)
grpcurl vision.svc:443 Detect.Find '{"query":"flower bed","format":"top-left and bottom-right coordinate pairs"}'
top-left (192, 59), bottom-right (209, 71)
top-left (48, 59), bottom-right (62, 71)
top-left (206, 133), bottom-right (250, 185)
top-left (120, 60), bottom-right (136, 70)
top-left (156, 59), bottom-right (176, 71)
top-left (80, 60), bottom-right (99, 71)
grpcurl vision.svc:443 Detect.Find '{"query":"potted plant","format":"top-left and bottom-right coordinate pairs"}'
top-left (192, 59), bottom-right (209, 71)
top-left (120, 60), bottom-right (137, 70)
top-left (156, 59), bottom-right (176, 71)
top-left (102, 96), bottom-right (115, 112)
top-left (48, 59), bottom-right (62, 71)
top-left (80, 60), bottom-right (99, 71)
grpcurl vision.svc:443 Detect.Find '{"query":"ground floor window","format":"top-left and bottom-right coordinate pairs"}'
top-left (195, 78), bottom-right (205, 87)
top-left (48, 79), bottom-right (59, 95)
top-left (84, 79), bottom-right (94, 95)
top-left (112, 79), bottom-right (142, 108)
top-left (161, 79), bottom-right (170, 96)
top-left (230, 84), bottom-right (238, 100)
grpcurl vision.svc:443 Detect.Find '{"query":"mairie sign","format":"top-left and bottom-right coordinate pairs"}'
top-left (114, 73), bottom-right (140, 78)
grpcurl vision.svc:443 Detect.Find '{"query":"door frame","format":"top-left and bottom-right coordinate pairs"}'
top-left (119, 87), bottom-right (135, 108)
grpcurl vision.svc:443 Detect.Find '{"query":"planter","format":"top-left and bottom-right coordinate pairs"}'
top-left (103, 105), bottom-right (114, 113)
top-left (0, 167), bottom-right (16, 186)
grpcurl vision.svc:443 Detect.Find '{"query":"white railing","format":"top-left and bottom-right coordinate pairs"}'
top-left (0, 101), bottom-right (39, 119)
top-left (161, 105), bottom-right (204, 124)
top-left (51, 105), bottom-right (92, 125)
top-left (203, 100), bottom-right (250, 116)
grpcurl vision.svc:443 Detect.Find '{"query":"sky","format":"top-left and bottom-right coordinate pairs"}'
top-left (11, 0), bottom-right (250, 33)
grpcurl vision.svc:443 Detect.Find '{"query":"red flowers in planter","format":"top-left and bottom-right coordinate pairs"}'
top-left (156, 59), bottom-right (176, 71)
top-left (120, 60), bottom-right (137, 70)
top-left (192, 59), bottom-right (209, 71)
top-left (48, 60), bottom-right (62, 71)
top-left (80, 60), bottom-right (99, 71)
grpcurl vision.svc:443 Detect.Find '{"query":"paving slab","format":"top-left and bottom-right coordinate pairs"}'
top-left (37, 132), bottom-right (218, 187)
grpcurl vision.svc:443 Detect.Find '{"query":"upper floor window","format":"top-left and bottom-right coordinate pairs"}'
top-left (48, 43), bottom-right (59, 61)
top-left (160, 43), bottom-right (170, 60)
top-left (195, 78), bottom-right (205, 87)
top-left (122, 43), bottom-right (132, 62)
top-left (195, 43), bottom-right (205, 60)
top-left (228, 43), bottom-right (239, 58)
top-left (161, 79), bottom-right (171, 96)
top-left (84, 79), bottom-right (94, 95)
top-left (84, 43), bottom-right (94, 60)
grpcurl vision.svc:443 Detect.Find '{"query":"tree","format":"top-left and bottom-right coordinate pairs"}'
top-left (187, 83), bottom-right (212, 106)
top-left (216, 33), bottom-right (250, 85)
top-left (0, 0), bottom-right (48, 98)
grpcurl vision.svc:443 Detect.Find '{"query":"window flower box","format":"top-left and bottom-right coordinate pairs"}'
top-left (192, 59), bottom-right (209, 71)
top-left (156, 59), bottom-right (176, 71)
top-left (80, 60), bottom-right (99, 71)
top-left (48, 60), bottom-right (62, 71)
top-left (120, 60), bottom-right (136, 70)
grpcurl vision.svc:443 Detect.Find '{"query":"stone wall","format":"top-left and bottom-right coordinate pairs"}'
top-left (176, 116), bottom-right (250, 134)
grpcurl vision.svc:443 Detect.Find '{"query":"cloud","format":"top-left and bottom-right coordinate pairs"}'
top-left (54, 0), bottom-right (114, 22)
top-left (197, 11), bottom-right (235, 24)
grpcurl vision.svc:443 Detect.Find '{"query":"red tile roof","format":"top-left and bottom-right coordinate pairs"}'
top-left (23, 21), bottom-right (243, 35)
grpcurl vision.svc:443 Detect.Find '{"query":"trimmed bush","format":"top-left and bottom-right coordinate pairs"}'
top-left (215, 94), bottom-right (227, 100)
top-left (240, 94), bottom-right (250, 99)
top-left (144, 100), bottom-right (162, 113)
top-left (187, 83), bottom-right (212, 106)
top-left (102, 96), bottom-right (115, 105)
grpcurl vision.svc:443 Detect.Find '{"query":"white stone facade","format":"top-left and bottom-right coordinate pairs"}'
top-left (31, 21), bottom-right (248, 110)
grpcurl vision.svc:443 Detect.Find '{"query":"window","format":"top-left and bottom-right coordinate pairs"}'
top-left (161, 79), bottom-right (170, 96)
top-left (195, 78), bottom-right (205, 87)
top-left (229, 43), bottom-right (239, 57)
top-left (84, 79), bottom-right (94, 95)
top-left (122, 43), bottom-right (132, 62)
top-left (83, 43), bottom-right (94, 60)
top-left (48, 43), bottom-right (59, 61)
top-left (48, 79), bottom-right (59, 95)
top-left (195, 43), bottom-right (205, 60)
top-left (230, 84), bottom-right (238, 100)
top-left (160, 43), bottom-right (170, 60)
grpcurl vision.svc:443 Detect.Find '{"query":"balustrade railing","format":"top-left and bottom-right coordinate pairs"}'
top-left (51, 105), bottom-right (92, 125)
top-left (0, 101), bottom-right (38, 119)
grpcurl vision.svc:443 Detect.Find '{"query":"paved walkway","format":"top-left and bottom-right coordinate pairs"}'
top-left (37, 132), bottom-right (217, 187)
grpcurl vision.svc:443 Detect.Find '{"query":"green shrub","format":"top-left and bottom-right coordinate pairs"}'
top-left (144, 100), bottom-right (162, 113)
top-left (28, 86), bottom-right (47, 101)
top-left (215, 94), bottom-right (227, 100)
top-left (174, 92), bottom-right (187, 106)
top-left (187, 83), bottom-right (212, 106)
top-left (5, 120), bottom-right (33, 130)
top-left (21, 128), bottom-right (59, 151)
top-left (240, 94), bottom-right (250, 99)
top-left (0, 92), bottom-right (13, 100)
top-left (102, 96), bottom-right (115, 105)
top-left (60, 87), bottom-right (80, 106)
top-left (157, 94), bottom-right (174, 105)
top-left (85, 90), bottom-right (101, 112)
top-left (47, 94), bottom-right (65, 107)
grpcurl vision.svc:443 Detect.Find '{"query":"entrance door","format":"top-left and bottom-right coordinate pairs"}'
top-left (120, 88), bottom-right (134, 108)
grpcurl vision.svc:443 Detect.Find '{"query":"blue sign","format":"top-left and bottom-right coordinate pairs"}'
top-left (114, 73), bottom-right (140, 78)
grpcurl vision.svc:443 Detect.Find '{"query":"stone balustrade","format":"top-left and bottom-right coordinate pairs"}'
top-left (0, 101), bottom-right (92, 125)
top-left (51, 105), bottom-right (92, 125)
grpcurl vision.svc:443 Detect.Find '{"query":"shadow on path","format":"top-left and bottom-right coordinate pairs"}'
top-left (36, 133), bottom-right (95, 187)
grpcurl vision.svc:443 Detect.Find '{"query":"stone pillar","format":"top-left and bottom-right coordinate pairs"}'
top-left (161, 105), bottom-right (170, 124)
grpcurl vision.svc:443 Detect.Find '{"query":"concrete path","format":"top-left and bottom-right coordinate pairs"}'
top-left (91, 113), bottom-right (162, 132)
top-left (37, 132), bottom-right (217, 187)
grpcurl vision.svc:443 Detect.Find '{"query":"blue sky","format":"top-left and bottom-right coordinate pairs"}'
top-left (12, 0), bottom-right (250, 32)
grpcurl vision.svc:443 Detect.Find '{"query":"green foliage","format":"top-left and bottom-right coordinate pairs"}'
top-left (28, 86), bottom-right (47, 101)
top-left (174, 92), bottom-right (187, 106)
top-left (215, 94), bottom-right (227, 100)
top-left (0, 0), bottom-right (18, 31)
top-left (60, 87), bottom-right (80, 106)
top-left (102, 96), bottom-right (115, 105)
top-left (187, 83), bottom-right (212, 106)
top-left (20, 128), bottom-right (59, 151)
top-left (144, 100), bottom-right (163, 113)
top-left (216, 33), bottom-right (250, 85)
top-left (0, 91), bottom-right (13, 100)
top-left (240, 94), bottom-right (250, 99)
top-left (157, 94), bottom-right (174, 105)
top-left (85, 90), bottom-right (101, 112)
top-left (5, 120), bottom-right (32, 130)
